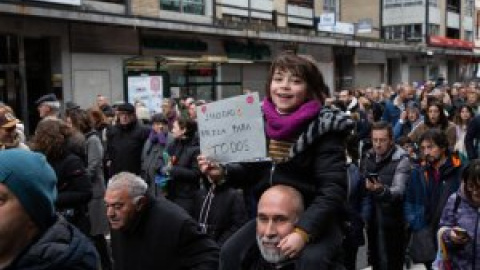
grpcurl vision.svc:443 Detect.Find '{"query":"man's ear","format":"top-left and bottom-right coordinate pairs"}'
top-left (135, 196), bottom-right (147, 211)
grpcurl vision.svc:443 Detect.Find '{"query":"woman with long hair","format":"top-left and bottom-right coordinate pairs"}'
top-left (408, 101), bottom-right (457, 149)
top-left (66, 109), bottom-right (112, 270)
top-left (30, 119), bottom-right (92, 234)
top-left (453, 105), bottom-right (474, 163)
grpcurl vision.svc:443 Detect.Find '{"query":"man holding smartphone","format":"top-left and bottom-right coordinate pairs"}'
top-left (360, 121), bottom-right (411, 270)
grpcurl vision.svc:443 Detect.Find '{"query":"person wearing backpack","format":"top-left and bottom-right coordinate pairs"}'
top-left (437, 159), bottom-right (480, 270)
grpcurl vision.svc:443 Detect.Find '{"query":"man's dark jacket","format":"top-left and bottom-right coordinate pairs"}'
top-left (6, 216), bottom-right (99, 270)
top-left (106, 120), bottom-right (149, 176)
top-left (110, 195), bottom-right (219, 270)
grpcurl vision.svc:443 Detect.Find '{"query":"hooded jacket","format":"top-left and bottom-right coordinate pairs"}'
top-left (6, 216), bottom-right (99, 270)
top-left (439, 190), bottom-right (480, 270)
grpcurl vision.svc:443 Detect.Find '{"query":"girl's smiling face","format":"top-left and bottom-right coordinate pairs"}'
top-left (269, 68), bottom-right (308, 114)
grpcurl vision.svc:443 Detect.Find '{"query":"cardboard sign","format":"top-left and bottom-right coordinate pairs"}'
top-left (197, 93), bottom-right (267, 163)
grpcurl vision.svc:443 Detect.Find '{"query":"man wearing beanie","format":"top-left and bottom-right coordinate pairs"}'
top-left (0, 149), bottom-right (98, 269)
top-left (105, 102), bottom-right (149, 178)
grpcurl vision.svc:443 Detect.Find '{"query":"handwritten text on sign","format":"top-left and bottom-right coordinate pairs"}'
top-left (197, 93), bottom-right (267, 163)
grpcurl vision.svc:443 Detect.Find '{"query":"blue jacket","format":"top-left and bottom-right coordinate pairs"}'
top-left (6, 216), bottom-right (98, 270)
top-left (381, 99), bottom-right (402, 126)
top-left (439, 191), bottom-right (480, 270)
top-left (404, 156), bottom-right (462, 231)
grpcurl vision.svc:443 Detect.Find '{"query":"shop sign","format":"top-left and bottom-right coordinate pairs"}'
top-left (317, 13), bottom-right (336, 27)
top-left (429, 36), bottom-right (473, 50)
top-left (357, 19), bottom-right (372, 34)
top-left (318, 21), bottom-right (355, 35)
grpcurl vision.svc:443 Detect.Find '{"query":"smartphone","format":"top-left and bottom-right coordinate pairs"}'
top-left (367, 173), bottom-right (379, 182)
top-left (453, 228), bottom-right (470, 240)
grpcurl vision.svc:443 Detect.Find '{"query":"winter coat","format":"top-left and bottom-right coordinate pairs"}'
top-left (84, 130), bottom-right (109, 236)
top-left (167, 136), bottom-right (203, 212)
top-left (465, 114), bottom-right (480, 160)
top-left (106, 121), bottom-right (149, 176)
top-left (344, 162), bottom-right (366, 247)
top-left (439, 191), bottom-right (480, 270)
top-left (192, 185), bottom-right (248, 246)
top-left (110, 196), bottom-right (219, 270)
top-left (51, 151), bottom-right (92, 234)
top-left (381, 97), bottom-right (403, 126)
top-left (360, 145), bottom-right (411, 227)
top-left (223, 108), bottom-right (353, 239)
top-left (6, 216), bottom-right (99, 270)
top-left (141, 133), bottom-right (169, 193)
top-left (404, 155), bottom-right (463, 231)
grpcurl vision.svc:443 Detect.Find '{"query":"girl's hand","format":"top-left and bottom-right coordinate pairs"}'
top-left (197, 155), bottom-right (224, 184)
top-left (277, 231), bottom-right (306, 258)
top-left (449, 227), bottom-right (470, 245)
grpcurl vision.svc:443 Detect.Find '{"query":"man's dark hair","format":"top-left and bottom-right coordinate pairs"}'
top-left (371, 121), bottom-right (393, 139)
top-left (419, 129), bottom-right (449, 151)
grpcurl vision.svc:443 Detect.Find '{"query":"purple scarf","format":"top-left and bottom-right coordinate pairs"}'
top-left (148, 130), bottom-right (168, 146)
top-left (262, 98), bottom-right (321, 141)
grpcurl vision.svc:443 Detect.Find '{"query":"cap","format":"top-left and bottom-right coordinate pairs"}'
top-left (0, 149), bottom-right (57, 230)
top-left (0, 111), bottom-right (17, 128)
top-left (35, 94), bottom-right (60, 110)
top-left (116, 103), bottom-right (135, 114)
top-left (65, 101), bottom-right (80, 112)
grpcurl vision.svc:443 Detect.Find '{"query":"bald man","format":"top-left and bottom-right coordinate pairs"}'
top-left (242, 185), bottom-right (304, 270)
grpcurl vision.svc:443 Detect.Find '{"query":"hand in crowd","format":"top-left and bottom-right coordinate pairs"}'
top-left (197, 155), bottom-right (224, 184)
top-left (278, 231), bottom-right (306, 258)
top-left (399, 110), bottom-right (408, 121)
top-left (448, 227), bottom-right (470, 245)
top-left (365, 178), bottom-right (384, 193)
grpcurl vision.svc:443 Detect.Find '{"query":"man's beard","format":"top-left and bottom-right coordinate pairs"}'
top-left (256, 235), bottom-right (287, 264)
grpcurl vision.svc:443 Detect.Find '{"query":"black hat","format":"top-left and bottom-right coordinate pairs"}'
top-left (35, 93), bottom-right (58, 105)
top-left (116, 103), bottom-right (135, 114)
top-left (151, 113), bottom-right (168, 124)
top-left (65, 101), bottom-right (80, 112)
top-left (101, 105), bottom-right (114, 117)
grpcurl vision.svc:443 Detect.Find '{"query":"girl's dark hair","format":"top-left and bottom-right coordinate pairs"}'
top-left (265, 52), bottom-right (328, 105)
top-left (31, 119), bottom-right (71, 161)
top-left (453, 105), bottom-right (474, 126)
top-left (176, 117), bottom-right (197, 139)
top-left (425, 101), bottom-right (448, 129)
top-left (67, 109), bottom-right (92, 134)
top-left (461, 159), bottom-right (480, 201)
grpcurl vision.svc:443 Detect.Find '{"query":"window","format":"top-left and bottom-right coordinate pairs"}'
top-left (446, 0), bottom-right (460, 12)
top-left (384, 0), bottom-right (422, 8)
top-left (323, 0), bottom-right (336, 12)
top-left (464, 30), bottom-right (473, 42)
top-left (428, 0), bottom-right (437, 7)
top-left (465, 0), bottom-right (474, 16)
top-left (384, 25), bottom-right (404, 40)
top-left (160, 0), bottom-right (204, 15)
top-left (428, 24), bottom-right (440, 36)
top-left (405, 24), bottom-right (422, 40)
top-left (287, 0), bottom-right (313, 8)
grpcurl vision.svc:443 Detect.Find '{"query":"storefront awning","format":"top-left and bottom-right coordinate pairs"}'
top-left (125, 55), bottom-right (253, 70)
top-left (429, 36), bottom-right (473, 50)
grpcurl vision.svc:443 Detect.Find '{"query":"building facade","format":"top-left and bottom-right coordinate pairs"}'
top-left (0, 0), bottom-right (477, 133)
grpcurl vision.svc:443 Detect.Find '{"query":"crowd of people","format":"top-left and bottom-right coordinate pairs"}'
top-left (0, 52), bottom-right (479, 270)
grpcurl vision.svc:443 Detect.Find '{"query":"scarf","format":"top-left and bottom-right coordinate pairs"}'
top-left (262, 98), bottom-right (321, 141)
top-left (148, 130), bottom-right (168, 146)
